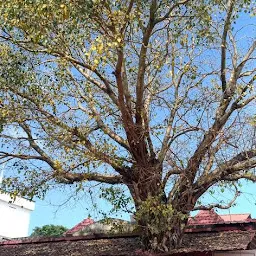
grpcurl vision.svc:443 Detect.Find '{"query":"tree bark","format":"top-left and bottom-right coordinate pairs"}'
top-left (125, 163), bottom-right (192, 253)
top-left (136, 196), bottom-right (190, 252)
top-left (139, 208), bottom-right (188, 252)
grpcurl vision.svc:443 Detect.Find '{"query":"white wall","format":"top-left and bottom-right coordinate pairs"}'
top-left (0, 193), bottom-right (35, 238)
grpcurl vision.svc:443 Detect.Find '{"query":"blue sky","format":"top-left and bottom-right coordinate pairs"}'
top-left (28, 185), bottom-right (132, 233)
top-left (29, 180), bottom-right (256, 234)
top-left (0, 3), bottom-right (254, 235)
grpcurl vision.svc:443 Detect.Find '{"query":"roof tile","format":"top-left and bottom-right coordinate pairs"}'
top-left (0, 231), bottom-right (255, 255)
top-left (220, 214), bottom-right (251, 222)
top-left (64, 218), bottom-right (94, 235)
top-left (188, 210), bottom-right (224, 225)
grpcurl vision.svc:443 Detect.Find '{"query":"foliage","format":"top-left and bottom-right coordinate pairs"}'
top-left (30, 224), bottom-right (68, 237)
top-left (0, 0), bottom-right (255, 252)
top-left (99, 186), bottom-right (134, 215)
top-left (136, 195), bottom-right (188, 250)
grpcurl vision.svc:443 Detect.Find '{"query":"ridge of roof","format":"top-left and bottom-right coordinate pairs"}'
top-left (1, 230), bottom-right (255, 256)
top-left (64, 218), bottom-right (94, 235)
top-left (188, 210), bottom-right (224, 225)
top-left (0, 232), bottom-right (140, 246)
top-left (219, 213), bottom-right (251, 215)
top-left (188, 210), bottom-right (254, 226)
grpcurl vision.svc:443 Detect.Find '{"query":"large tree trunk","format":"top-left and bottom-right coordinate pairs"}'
top-left (139, 209), bottom-right (188, 252)
top-left (136, 198), bottom-right (190, 252)
top-left (125, 164), bottom-right (193, 253)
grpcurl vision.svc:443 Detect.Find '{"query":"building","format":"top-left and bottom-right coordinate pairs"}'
top-left (0, 192), bottom-right (35, 239)
top-left (64, 218), bottom-right (134, 237)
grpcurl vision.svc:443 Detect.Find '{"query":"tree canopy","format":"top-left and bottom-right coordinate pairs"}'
top-left (0, 0), bottom-right (255, 252)
top-left (30, 224), bottom-right (68, 237)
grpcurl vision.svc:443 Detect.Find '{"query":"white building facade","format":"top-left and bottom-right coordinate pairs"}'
top-left (0, 193), bottom-right (35, 239)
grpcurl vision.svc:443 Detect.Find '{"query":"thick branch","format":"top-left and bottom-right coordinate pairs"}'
top-left (115, 49), bottom-right (146, 161)
top-left (162, 168), bottom-right (182, 187)
top-left (8, 88), bottom-right (124, 170)
top-left (194, 149), bottom-right (256, 198)
top-left (19, 122), bottom-right (56, 169)
top-left (136, 0), bottom-right (156, 128)
top-left (221, 0), bottom-right (235, 92)
top-left (2, 126), bottom-right (125, 186)
top-left (183, 6), bottom-right (255, 182)
top-left (0, 152), bottom-right (47, 161)
top-left (66, 70), bottom-right (131, 152)
top-left (223, 173), bottom-right (256, 182)
top-left (55, 172), bottom-right (123, 185)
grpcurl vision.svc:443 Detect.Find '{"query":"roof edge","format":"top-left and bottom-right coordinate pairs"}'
top-left (0, 232), bottom-right (140, 246)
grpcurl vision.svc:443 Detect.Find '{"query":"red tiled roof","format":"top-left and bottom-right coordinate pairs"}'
top-left (220, 213), bottom-right (251, 222)
top-left (66, 211), bottom-right (254, 236)
top-left (188, 210), bottom-right (253, 226)
top-left (188, 210), bottom-right (224, 225)
top-left (64, 218), bottom-right (94, 235)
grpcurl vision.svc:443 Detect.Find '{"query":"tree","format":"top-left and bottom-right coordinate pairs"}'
top-left (0, 0), bottom-right (255, 252)
top-left (30, 225), bottom-right (68, 237)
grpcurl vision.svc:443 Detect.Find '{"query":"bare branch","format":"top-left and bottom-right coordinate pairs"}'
top-left (236, 40), bottom-right (256, 76)
top-left (74, 65), bottom-right (119, 106)
top-left (193, 185), bottom-right (240, 211)
top-left (155, 0), bottom-right (191, 23)
top-left (66, 69), bottom-right (131, 152)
